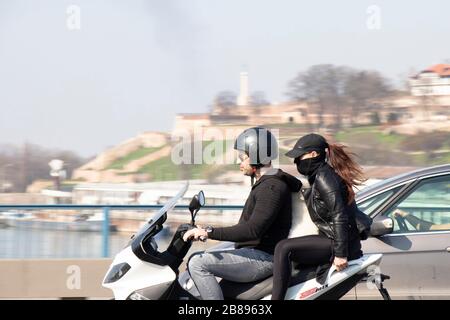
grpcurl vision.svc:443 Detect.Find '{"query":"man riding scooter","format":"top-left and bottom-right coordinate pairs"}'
top-left (182, 127), bottom-right (302, 300)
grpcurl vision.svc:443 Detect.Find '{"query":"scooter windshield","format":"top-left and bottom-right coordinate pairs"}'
top-left (133, 181), bottom-right (189, 239)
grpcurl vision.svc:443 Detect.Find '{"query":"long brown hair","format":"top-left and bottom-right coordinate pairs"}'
top-left (327, 143), bottom-right (366, 204)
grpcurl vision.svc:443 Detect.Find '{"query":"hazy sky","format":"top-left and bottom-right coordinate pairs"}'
top-left (0, 0), bottom-right (449, 157)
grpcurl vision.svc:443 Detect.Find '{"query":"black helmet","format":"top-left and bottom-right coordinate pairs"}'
top-left (234, 127), bottom-right (278, 167)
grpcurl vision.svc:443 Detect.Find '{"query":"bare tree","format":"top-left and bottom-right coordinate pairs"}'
top-left (213, 91), bottom-right (237, 114)
top-left (250, 91), bottom-right (270, 107)
top-left (287, 64), bottom-right (350, 130)
top-left (288, 65), bottom-right (393, 129)
top-left (343, 70), bottom-right (392, 125)
top-left (0, 143), bottom-right (86, 192)
top-left (397, 67), bottom-right (418, 94)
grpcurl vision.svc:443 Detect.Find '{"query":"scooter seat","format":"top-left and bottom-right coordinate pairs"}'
top-left (220, 266), bottom-right (317, 300)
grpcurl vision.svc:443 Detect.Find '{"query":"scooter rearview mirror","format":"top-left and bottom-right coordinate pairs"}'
top-left (198, 191), bottom-right (205, 207)
top-left (188, 191), bottom-right (206, 225)
top-left (189, 194), bottom-right (199, 214)
top-left (189, 194), bottom-right (199, 225)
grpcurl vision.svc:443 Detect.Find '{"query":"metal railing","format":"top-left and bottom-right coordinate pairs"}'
top-left (0, 204), bottom-right (244, 258)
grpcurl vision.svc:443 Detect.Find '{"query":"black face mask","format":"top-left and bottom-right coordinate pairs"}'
top-left (295, 152), bottom-right (326, 176)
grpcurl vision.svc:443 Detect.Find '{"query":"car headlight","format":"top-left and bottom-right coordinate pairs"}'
top-left (104, 263), bottom-right (131, 283)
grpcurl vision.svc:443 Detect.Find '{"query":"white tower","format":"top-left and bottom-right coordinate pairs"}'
top-left (237, 72), bottom-right (250, 106)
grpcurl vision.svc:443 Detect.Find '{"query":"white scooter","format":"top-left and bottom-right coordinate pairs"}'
top-left (102, 183), bottom-right (391, 300)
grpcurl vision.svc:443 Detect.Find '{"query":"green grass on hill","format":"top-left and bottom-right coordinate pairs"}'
top-left (106, 146), bottom-right (162, 170)
top-left (137, 155), bottom-right (180, 180)
top-left (264, 123), bottom-right (310, 129)
top-left (118, 130), bottom-right (450, 181)
top-left (335, 126), bottom-right (450, 166)
top-left (136, 140), bottom-right (237, 181)
top-left (411, 151), bottom-right (450, 166)
top-left (336, 126), bottom-right (405, 149)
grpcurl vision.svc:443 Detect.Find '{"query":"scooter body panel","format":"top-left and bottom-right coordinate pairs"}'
top-left (103, 246), bottom-right (176, 300)
top-left (280, 253), bottom-right (382, 300)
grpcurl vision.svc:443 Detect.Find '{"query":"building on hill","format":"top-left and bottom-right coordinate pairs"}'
top-left (71, 71), bottom-right (450, 185)
top-left (410, 64), bottom-right (450, 96)
top-left (174, 70), bottom-right (450, 135)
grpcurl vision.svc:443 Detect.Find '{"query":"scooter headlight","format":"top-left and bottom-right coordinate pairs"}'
top-left (128, 292), bottom-right (150, 300)
top-left (104, 263), bottom-right (131, 283)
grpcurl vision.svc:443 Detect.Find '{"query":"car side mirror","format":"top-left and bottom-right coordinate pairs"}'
top-left (370, 216), bottom-right (394, 237)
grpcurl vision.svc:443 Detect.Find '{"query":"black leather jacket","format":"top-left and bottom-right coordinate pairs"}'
top-left (302, 163), bottom-right (362, 259)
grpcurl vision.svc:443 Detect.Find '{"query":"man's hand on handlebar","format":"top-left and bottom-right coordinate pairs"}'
top-left (183, 227), bottom-right (208, 242)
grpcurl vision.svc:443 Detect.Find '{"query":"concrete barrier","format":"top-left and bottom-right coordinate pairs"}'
top-left (0, 259), bottom-right (113, 299)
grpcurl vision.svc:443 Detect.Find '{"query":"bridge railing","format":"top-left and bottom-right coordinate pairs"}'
top-left (0, 204), bottom-right (244, 259)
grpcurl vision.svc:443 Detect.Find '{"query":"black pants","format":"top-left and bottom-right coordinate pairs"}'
top-left (271, 235), bottom-right (333, 300)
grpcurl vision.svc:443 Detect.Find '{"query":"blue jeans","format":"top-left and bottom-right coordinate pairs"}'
top-left (187, 247), bottom-right (274, 300)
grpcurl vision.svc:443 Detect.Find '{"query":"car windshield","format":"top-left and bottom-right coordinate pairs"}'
top-left (357, 165), bottom-right (450, 200)
top-left (357, 186), bottom-right (402, 216)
